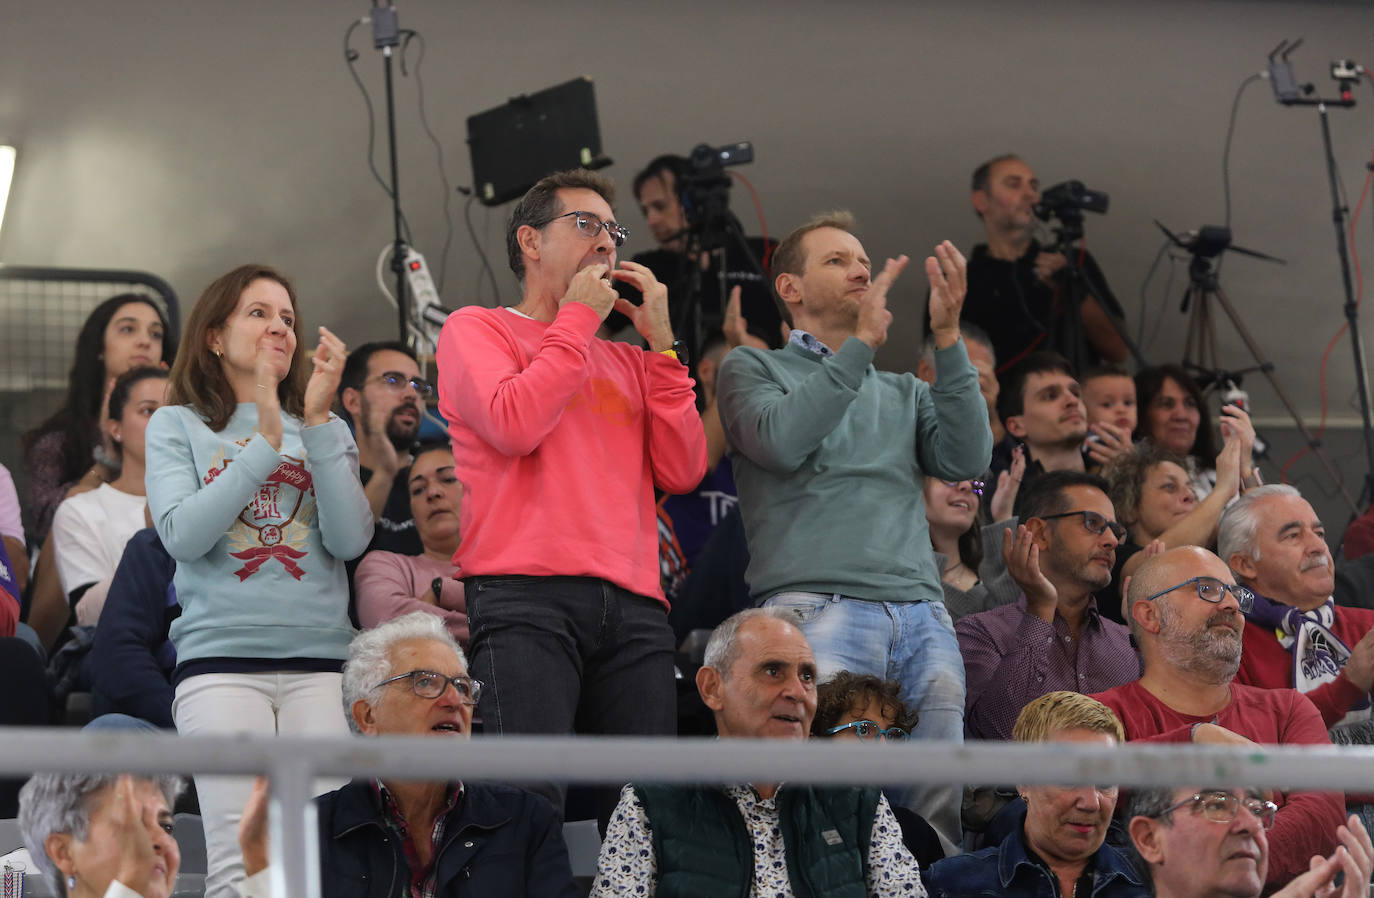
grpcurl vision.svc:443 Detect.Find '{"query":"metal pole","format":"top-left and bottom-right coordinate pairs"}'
top-left (1318, 103), bottom-right (1374, 506)
top-left (268, 756), bottom-right (321, 898)
top-left (382, 44), bottom-right (408, 344)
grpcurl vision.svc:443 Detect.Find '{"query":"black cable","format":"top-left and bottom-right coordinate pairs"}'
top-left (1147, 252), bottom-right (1179, 352)
top-left (1136, 236), bottom-right (1170, 348)
top-left (399, 30), bottom-right (456, 295)
top-left (1222, 73), bottom-right (1264, 231)
top-left (463, 194), bottom-right (501, 306)
top-left (343, 17), bottom-right (412, 244)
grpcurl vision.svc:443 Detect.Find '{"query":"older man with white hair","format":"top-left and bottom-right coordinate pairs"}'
top-left (238, 612), bottom-right (578, 898)
top-left (1221, 484), bottom-right (1374, 730)
top-left (591, 607), bottom-right (926, 898)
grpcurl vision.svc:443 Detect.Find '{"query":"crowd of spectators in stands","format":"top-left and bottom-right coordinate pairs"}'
top-left (6, 155), bottom-right (1374, 898)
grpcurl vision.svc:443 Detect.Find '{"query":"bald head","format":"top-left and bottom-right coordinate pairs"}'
top-left (1127, 546), bottom-right (1232, 611)
top-left (1128, 546), bottom-right (1245, 684)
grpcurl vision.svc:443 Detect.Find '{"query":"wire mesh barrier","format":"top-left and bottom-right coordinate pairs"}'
top-left (0, 266), bottom-right (179, 509)
top-left (0, 728), bottom-right (1369, 898)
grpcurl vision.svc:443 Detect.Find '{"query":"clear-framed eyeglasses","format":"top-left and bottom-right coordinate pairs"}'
top-left (376, 669), bottom-right (482, 705)
top-left (535, 210), bottom-right (628, 247)
top-left (826, 720), bottom-right (910, 742)
top-left (1156, 790), bottom-right (1277, 830)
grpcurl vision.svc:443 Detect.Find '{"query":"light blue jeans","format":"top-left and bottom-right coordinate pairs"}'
top-left (763, 593), bottom-right (965, 852)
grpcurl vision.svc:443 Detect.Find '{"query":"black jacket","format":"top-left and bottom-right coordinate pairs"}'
top-left (317, 778), bottom-right (579, 898)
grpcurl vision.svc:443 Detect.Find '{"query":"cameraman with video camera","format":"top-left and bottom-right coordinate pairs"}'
top-left (620, 150), bottom-right (784, 364)
top-left (961, 154), bottom-right (1129, 374)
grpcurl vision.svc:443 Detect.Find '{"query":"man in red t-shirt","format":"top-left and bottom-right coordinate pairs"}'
top-left (1092, 545), bottom-right (1345, 888)
top-left (1219, 484), bottom-right (1374, 730)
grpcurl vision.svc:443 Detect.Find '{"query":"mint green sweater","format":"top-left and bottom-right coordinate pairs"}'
top-left (717, 336), bottom-right (992, 604)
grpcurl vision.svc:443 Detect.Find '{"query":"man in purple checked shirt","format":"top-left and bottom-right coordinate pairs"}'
top-left (956, 470), bottom-right (1140, 742)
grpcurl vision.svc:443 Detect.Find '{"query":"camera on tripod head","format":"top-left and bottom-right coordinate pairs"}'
top-left (1033, 180), bottom-right (1109, 222)
top-left (680, 141), bottom-right (754, 251)
top-left (1034, 180), bottom-right (1109, 249)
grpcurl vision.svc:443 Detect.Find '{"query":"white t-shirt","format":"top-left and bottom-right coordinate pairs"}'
top-left (0, 463), bottom-right (22, 542)
top-left (51, 482), bottom-right (147, 602)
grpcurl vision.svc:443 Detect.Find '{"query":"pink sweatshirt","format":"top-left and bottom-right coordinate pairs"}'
top-left (437, 302), bottom-right (706, 603)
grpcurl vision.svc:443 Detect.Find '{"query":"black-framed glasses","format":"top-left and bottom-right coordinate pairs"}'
top-left (1145, 576), bottom-right (1255, 613)
top-left (1039, 510), bottom-right (1127, 542)
top-left (535, 210), bottom-right (629, 247)
top-left (377, 669), bottom-right (482, 705)
top-left (1156, 790), bottom-right (1277, 830)
top-left (368, 371), bottom-right (434, 399)
top-left (941, 479), bottom-right (985, 497)
top-left (826, 720), bottom-right (910, 742)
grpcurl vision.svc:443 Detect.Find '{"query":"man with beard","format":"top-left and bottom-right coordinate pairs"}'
top-left (436, 169), bottom-right (706, 821)
top-left (339, 341), bottom-right (427, 555)
top-left (1127, 785), bottom-right (1372, 898)
top-left (715, 211), bottom-right (991, 851)
top-left (957, 154), bottom-right (1127, 373)
top-left (957, 471), bottom-right (1139, 741)
top-left (1220, 485), bottom-right (1374, 730)
top-left (1092, 546), bottom-right (1345, 888)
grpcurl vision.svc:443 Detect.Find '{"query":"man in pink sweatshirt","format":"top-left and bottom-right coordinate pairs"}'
top-left (436, 168), bottom-right (707, 820)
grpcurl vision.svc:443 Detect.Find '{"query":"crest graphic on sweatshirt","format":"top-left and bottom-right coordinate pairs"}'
top-left (206, 446), bottom-right (316, 581)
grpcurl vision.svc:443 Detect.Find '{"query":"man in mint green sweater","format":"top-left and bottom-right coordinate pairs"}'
top-left (716, 211), bottom-right (993, 851)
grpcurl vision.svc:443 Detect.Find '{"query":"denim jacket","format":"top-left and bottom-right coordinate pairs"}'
top-left (924, 826), bottom-right (1147, 898)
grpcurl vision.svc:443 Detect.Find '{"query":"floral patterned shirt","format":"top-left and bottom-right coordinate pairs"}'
top-left (591, 783), bottom-right (926, 897)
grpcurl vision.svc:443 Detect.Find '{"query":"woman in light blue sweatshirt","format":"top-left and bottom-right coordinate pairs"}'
top-left (145, 263), bottom-right (372, 898)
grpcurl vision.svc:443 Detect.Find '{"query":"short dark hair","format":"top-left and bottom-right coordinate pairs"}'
top-left (506, 169), bottom-right (617, 282)
top-left (1018, 469), bottom-right (1110, 521)
top-left (632, 155), bottom-right (688, 203)
top-left (339, 341), bottom-right (417, 398)
top-left (1134, 364), bottom-right (1217, 462)
top-left (107, 365), bottom-right (168, 423)
top-left (997, 351), bottom-right (1076, 423)
top-left (812, 671), bottom-right (918, 737)
top-left (971, 154), bottom-right (1021, 219)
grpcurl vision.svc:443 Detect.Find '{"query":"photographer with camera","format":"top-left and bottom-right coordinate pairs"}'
top-left (620, 151), bottom-right (784, 364)
top-left (961, 155), bottom-right (1129, 374)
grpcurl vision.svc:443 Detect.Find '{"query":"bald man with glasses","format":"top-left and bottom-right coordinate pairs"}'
top-left (957, 470), bottom-right (1140, 742)
top-left (1092, 546), bottom-right (1347, 889)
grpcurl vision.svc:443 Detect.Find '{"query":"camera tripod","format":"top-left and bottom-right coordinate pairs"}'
top-left (1163, 221), bottom-right (1360, 514)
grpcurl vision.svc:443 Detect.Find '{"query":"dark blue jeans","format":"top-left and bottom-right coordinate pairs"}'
top-left (464, 575), bottom-right (677, 819)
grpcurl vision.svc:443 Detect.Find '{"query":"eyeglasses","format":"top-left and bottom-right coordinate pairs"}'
top-left (376, 669), bottom-right (482, 705)
top-left (941, 480), bottom-right (985, 497)
top-left (826, 720), bottom-right (910, 742)
top-left (1145, 576), bottom-right (1255, 613)
top-left (1157, 790), bottom-right (1277, 830)
top-left (368, 371), bottom-right (434, 399)
top-left (535, 210), bottom-right (629, 247)
top-left (1038, 510), bottom-right (1127, 542)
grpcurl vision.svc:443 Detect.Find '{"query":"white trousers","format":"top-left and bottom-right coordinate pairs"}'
top-left (172, 671), bottom-right (350, 898)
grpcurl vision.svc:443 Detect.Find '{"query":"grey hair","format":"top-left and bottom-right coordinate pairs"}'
top-left (341, 612), bottom-right (467, 734)
top-left (19, 773), bottom-right (184, 893)
top-left (702, 607), bottom-right (802, 679)
top-left (1217, 484), bottom-right (1302, 571)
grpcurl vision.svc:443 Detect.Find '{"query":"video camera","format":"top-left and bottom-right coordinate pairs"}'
top-left (680, 141), bottom-right (754, 251)
top-left (1033, 180), bottom-right (1109, 222)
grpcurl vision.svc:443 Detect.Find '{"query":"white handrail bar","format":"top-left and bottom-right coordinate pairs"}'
top-left (7, 728), bottom-right (1372, 898)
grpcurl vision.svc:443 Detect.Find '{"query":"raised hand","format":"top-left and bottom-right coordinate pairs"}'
top-left (723, 286), bottom-right (769, 351)
top-left (990, 446), bottom-right (1026, 523)
top-left (926, 240), bottom-right (968, 345)
top-left (1213, 431), bottom-right (1243, 501)
top-left (855, 255), bottom-right (911, 350)
top-left (610, 261), bottom-right (674, 352)
top-left (304, 327), bottom-right (347, 427)
top-left (109, 776), bottom-right (160, 894)
top-left (1003, 523), bottom-right (1058, 622)
top-left (561, 263), bottom-right (618, 321)
top-left (1086, 421), bottom-right (1133, 467)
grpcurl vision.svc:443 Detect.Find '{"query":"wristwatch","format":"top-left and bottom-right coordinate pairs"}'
top-left (660, 339), bottom-right (689, 366)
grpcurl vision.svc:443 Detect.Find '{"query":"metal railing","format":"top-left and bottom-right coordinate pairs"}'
top-left (3, 728), bottom-right (1369, 898)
